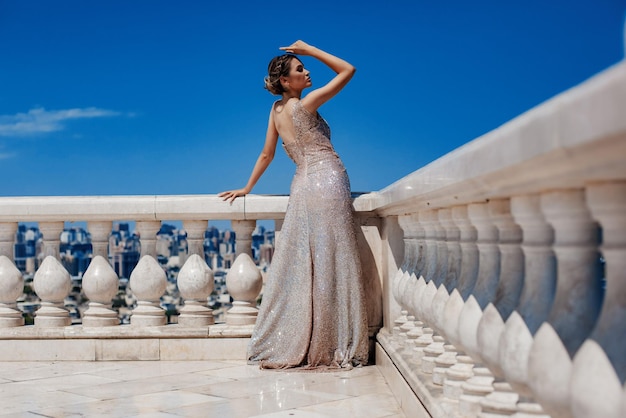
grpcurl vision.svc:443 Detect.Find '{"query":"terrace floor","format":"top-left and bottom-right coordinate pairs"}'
top-left (0, 359), bottom-right (406, 417)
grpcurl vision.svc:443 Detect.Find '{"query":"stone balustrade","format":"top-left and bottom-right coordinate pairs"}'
top-left (375, 60), bottom-right (626, 418)
top-left (0, 60), bottom-right (623, 418)
top-left (0, 193), bottom-right (383, 361)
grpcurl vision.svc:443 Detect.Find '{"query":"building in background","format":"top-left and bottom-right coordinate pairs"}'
top-left (13, 221), bottom-right (275, 324)
top-left (14, 225), bottom-right (41, 275)
top-left (109, 223), bottom-right (141, 279)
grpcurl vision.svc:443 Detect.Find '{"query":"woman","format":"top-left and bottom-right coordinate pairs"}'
top-left (219, 40), bottom-right (368, 370)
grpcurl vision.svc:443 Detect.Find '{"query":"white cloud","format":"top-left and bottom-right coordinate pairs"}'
top-left (0, 107), bottom-right (121, 137)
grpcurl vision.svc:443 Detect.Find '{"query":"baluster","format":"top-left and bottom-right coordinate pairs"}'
top-left (178, 254), bottom-right (215, 327)
top-left (416, 210), bottom-right (440, 326)
top-left (437, 205), bottom-right (478, 388)
top-left (422, 208), bottom-right (457, 374)
top-left (232, 219), bottom-right (255, 258)
top-left (33, 256), bottom-right (71, 327)
top-left (433, 209), bottom-right (448, 288)
top-left (183, 220), bottom-right (207, 258)
top-left (39, 221), bottom-right (64, 258)
top-left (0, 255), bottom-right (24, 327)
top-left (500, 194), bottom-right (555, 416)
top-left (88, 221), bottom-right (112, 259)
top-left (431, 208), bottom-right (458, 333)
top-left (0, 222), bottom-right (18, 260)
top-left (458, 201), bottom-right (500, 417)
top-left (397, 213), bottom-right (426, 355)
top-left (136, 221), bottom-right (161, 258)
top-left (528, 189), bottom-right (603, 417)
top-left (570, 182), bottom-right (626, 418)
top-left (394, 215), bottom-right (417, 320)
top-left (227, 220), bottom-right (262, 325)
top-left (225, 253), bottom-right (262, 325)
top-left (425, 209), bottom-right (451, 332)
top-left (82, 255), bottom-right (119, 327)
top-left (407, 212), bottom-right (427, 308)
top-left (412, 210), bottom-right (438, 357)
top-left (442, 205), bottom-right (480, 396)
top-left (457, 202), bottom-right (499, 364)
top-left (129, 255), bottom-right (167, 326)
top-left (390, 215), bottom-right (410, 343)
top-left (477, 199), bottom-right (525, 416)
top-left (179, 220), bottom-right (213, 327)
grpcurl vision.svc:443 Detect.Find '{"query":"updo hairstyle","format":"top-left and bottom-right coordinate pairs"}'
top-left (264, 54), bottom-right (299, 95)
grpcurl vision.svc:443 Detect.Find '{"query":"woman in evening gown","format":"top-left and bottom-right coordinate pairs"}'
top-left (219, 40), bottom-right (368, 369)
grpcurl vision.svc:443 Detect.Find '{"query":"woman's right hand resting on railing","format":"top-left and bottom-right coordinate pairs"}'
top-left (218, 187), bottom-right (250, 204)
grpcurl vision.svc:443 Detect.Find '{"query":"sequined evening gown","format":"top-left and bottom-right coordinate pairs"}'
top-left (247, 100), bottom-right (369, 370)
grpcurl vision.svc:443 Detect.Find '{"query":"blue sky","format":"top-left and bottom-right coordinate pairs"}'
top-left (1, 0), bottom-right (624, 197)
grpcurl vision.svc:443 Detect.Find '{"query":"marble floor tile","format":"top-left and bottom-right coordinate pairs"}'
top-left (0, 388), bottom-right (96, 416)
top-left (297, 393), bottom-right (405, 417)
top-left (4, 373), bottom-right (120, 394)
top-left (168, 388), bottom-right (348, 418)
top-left (62, 372), bottom-right (233, 400)
top-left (0, 361), bottom-right (406, 418)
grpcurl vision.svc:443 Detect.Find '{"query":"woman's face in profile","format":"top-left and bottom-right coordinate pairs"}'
top-left (285, 59), bottom-right (312, 91)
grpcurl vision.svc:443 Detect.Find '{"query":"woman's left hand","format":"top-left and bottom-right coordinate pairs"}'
top-left (279, 40), bottom-right (313, 55)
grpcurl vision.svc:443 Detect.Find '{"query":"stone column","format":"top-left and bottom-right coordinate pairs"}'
top-left (421, 208), bottom-right (457, 374)
top-left (410, 211), bottom-right (435, 360)
top-left (457, 202), bottom-right (499, 363)
top-left (33, 256), bottom-right (71, 327)
top-left (129, 255), bottom-right (167, 326)
top-left (500, 194), bottom-right (556, 406)
top-left (274, 218), bottom-right (284, 245)
top-left (88, 221), bottom-right (112, 259)
top-left (0, 255), bottom-right (24, 327)
top-left (478, 198), bottom-right (525, 416)
top-left (39, 221), bottom-right (64, 259)
top-left (430, 207), bottom-right (462, 383)
top-left (136, 221), bottom-right (161, 258)
top-left (442, 205), bottom-right (479, 398)
top-left (457, 202), bottom-right (500, 417)
top-left (232, 219), bottom-right (256, 259)
top-left (528, 189), bottom-right (603, 417)
top-left (82, 255), bottom-right (119, 327)
top-left (570, 182), bottom-right (626, 418)
top-left (178, 254), bottom-right (214, 327)
top-left (395, 214), bottom-right (418, 315)
top-left (183, 220), bottom-right (207, 258)
top-left (453, 205), bottom-right (479, 300)
top-left (390, 215), bottom-right (418, 349)
top-left (0, 222), bottom-right (18, 260)
top-left (467, 202), bottom-right (501, 311)
top-left (226, 253), bottom-right (262, 325)
top-left (441, 208), bottom-right (461, 292)
top-left (477, 199), bottom-right (523, 378)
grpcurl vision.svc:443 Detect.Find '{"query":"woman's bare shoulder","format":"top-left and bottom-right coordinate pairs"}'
top-left (273, 98), bottom-right (301, 119)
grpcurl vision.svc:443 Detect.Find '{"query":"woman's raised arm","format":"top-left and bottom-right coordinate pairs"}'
top-left (280, 40), bottom-right (355, 114)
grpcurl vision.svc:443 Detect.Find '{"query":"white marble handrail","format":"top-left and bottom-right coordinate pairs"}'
top-left (379, 59), bottom-right (626, 418)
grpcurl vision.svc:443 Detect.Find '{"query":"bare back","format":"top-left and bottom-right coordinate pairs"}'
top-left (272, 98), bottom-right (299, 145)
